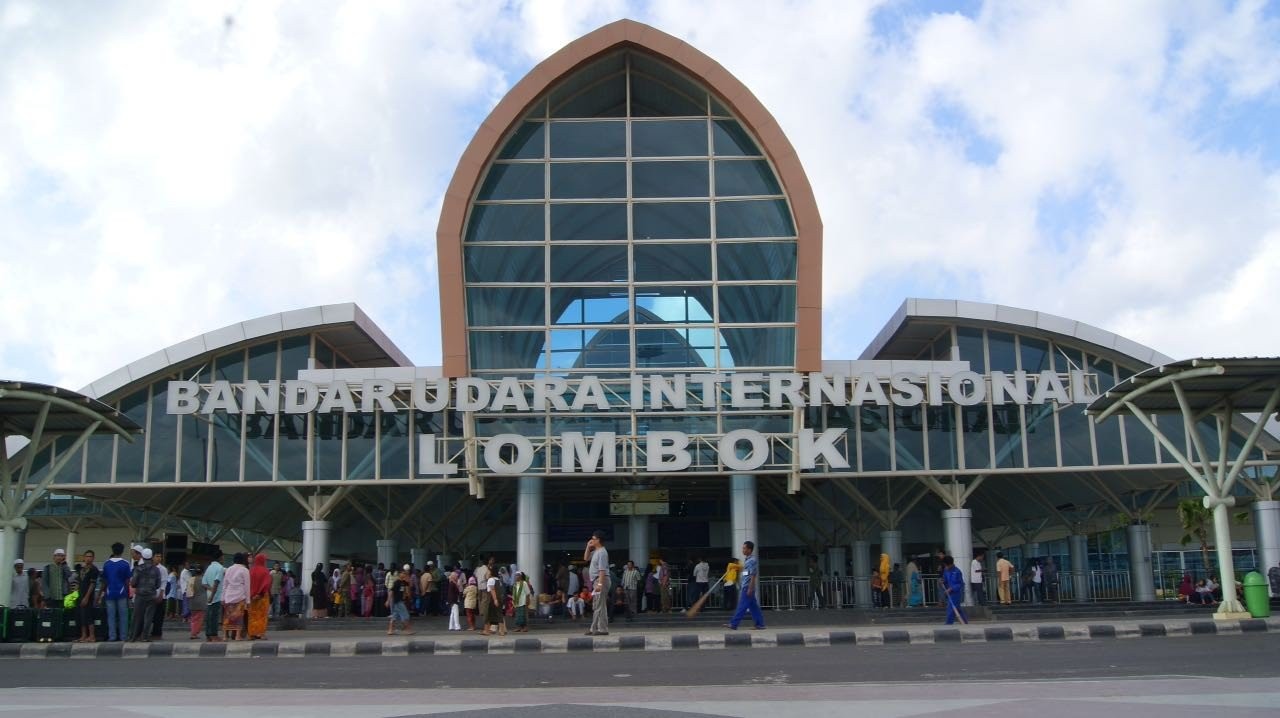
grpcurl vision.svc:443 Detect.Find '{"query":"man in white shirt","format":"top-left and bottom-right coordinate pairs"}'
top-left (692, 558), bottom-right (710, 605)
top-left (584, 530), bottom-right (610, 636)
top-left (970, 549), bottom-right (986, 605)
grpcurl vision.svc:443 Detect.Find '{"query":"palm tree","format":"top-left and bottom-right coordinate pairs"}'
top-left (1177, 498), bottom-right (1214, 578)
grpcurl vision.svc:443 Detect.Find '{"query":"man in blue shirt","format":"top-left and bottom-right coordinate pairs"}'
top-left (201, 549), bottom-right (225, 642)
top-left (941, 555), bottom-right (968, 625)
top-left (101, 542), bottom-right (133, 642)
top-left (726, 541), bottom-right (765, 631)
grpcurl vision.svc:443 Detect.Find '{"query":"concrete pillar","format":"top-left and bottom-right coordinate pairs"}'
top-left (629, 515), bottom-right (650, 567)
top-left (730, 474), bottom-right (757, 559)
top-left (1126, 523), bottom-right (1155, 602)
top-left (943, 509), bottom-right (974, 606)
top-left (516, 476), bottom-right (543, 586)
top-left (1253, 500), bottom-right (1280, 597)
top-left (1069, 534), bottom-right (1090, 603)
top-left (437, 554), bottom-right (454, 570)
top-left (879, 529), bottom-right (903, 569)
top-left (826, 546), bottom-right (847, 607)
top-left (1210, 501), bottom-right (1245, 614)
top-left (1023, 542), bottom-right (1041, 559)
top-left (65, 531), bottom-right (78, 566)
top-left (300, 520), bottom-right (330, 612)
top-left (14, 526), bottom-right (25, 565)
top-left (0, 521), bottom-right (26, 607)
top-left (376, 539), bottom-right (398, 569)
top-left (852, 539), bottom-right (871, 608)
top-left (410, 548), bottom-right (428, 571)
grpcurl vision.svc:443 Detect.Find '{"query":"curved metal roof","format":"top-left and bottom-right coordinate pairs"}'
top-left (79, 303), bottom-right (412, 402)
top-left (0, 380), bottom-right (141, 437)
top-left (1088, 357), bottom-right (1280, 419)
top-left (859, 298), bottom-right (1176, 368)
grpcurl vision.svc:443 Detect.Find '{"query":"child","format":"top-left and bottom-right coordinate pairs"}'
top-left (463, 577), bottom-right (479, 630)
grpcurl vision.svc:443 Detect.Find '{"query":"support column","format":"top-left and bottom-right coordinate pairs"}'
top-left (1253, 500), bottom-right (1280, 597)
top-left (65, 531), bottom-right (78, 565)
top-left (1023, 542), bottom-right (1041, 559)
top-left (437, 553), bottom-right (454, 570)
top-left (879, 529), bottom-right (903, 569)
top-left (376, 539), bottom-right (398, 569)
top-left (0, 519), bottom-right (28, 607)
top-left (826, 546), bottom-right (846, 607)
top-left (516, 477), bottom-right (543, 586)
top-left (852, 540), bottom-right (871, 608)
top-left (943, 509), bottom-right (974, 606)
top-left (410, 548), bottom-right (428, 570)
top-left (1209, 499), bottom-right (1247, 615)
top-left (730, 474), bottom-right (757, 558)
top-left (1069, 534), bottom-right (1090, 603)
top-left (629, 515), bottom-right (650, 567)
top-left (300, 520), bottom-right (331, 612)
top-left (1126, 523), bottom-right (1155, 602)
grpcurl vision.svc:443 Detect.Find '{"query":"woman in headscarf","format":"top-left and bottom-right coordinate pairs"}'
top-left (877, 553), bottom-right (891, 608)
top-left (247, 554), bottom-right (271, 640)
top-left (221, 553), bottom-right (250, 641)
top-left (905, 558), bottom-right (924, 607)
top-left (335, 566), bottom-right (351, 618)
top-left (1178, 573), bottom-right (1195, 603)
top-left (463, 576), bottom-right (479, 631)
top-left (309, 563), bottom-right (329, 619)
top-left (361, 569), bottom-right (374, 618)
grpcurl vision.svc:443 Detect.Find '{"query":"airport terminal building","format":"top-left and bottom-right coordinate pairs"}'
top-left (2, 21), bottom-right (1277, 610)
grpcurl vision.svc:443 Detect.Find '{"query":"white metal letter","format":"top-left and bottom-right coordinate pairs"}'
top-left (646, 431), bottom-right (692, 472)
top-left (561, 432), bottom-right (617, 473)
top-left (798, 428), bottom-right (850, 469)
top-left (483, 434), bottom-right (535, 475)
top-left (167, 381), bottom-right (201, 414)
top-left (719, 429), bottom-right (768, 471)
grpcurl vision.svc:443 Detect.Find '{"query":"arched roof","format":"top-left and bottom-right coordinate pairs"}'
top-left (80, 303), bottom-right (411, 402)
top-left (860, 298), bottom-right (1176, 369)
top-left (436, 19), bottom-right (823, 376)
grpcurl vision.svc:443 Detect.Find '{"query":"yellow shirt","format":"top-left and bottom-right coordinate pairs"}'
top-left (997, 558), bottom-right (1014, 581)
top-left (723, 562), bottom-right (741, 586)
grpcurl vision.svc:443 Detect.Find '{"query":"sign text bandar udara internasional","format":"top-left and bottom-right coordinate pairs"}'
top-left (166, 371), bottom-right (1093, 476)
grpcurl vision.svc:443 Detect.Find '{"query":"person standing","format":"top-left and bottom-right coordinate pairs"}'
top-left (1043, 557), bottom-right (1059, 602)
top-left (905, 558), bottom-right (924, 607)
top-left (247, 554), bottom-right (271, 640)
top-left (1030, 559), bottom-right (1043, 603)
top-left (484, 570), bottom-right (507, 637)
top-left (43, 548), bottom-right (72, 608)
top-left (511, 571), bottom-right (531, 633)
top-left (726, 541), bottom-right (764, 630)
top-left (101, 543), bottom-right (130, 641)
top-left (970, 549), bottom-right (986, 606)
top-left (584, 530), bottom-right (610, 636)
top-left (201, 550), bottom-right (225, 642)
top-left (186, 565), bottom-right (206, 639)
top-left (76, 549), bottom-right (99, 642)
top-left (657, 558), bottom-right (672, 613)
top-left (693, 557), bottom-right (710, 607)
top-left (807, 556), bottom-right (823, 608)
top-left (941, 555), bottom-right (968, 625)
top-left (387, 568), bottom-right (415, 635)
top-left (621, 560), bottom-right (640, 621)
top-left (221, 553), bottom-right (250, 641)
top-left (419, 563), bottom-right (436, 617)
top-left (10, 559), bottom-right (29, 608)
top-left (722, 558), bottom-right (739, 612)
top-left (149, 552), bottom-right (167, 639)
top-left (474, 557), bottom-right (493, 622)
top-left (310, 563), bottom-right (329, 619)
top-left (995, 552), bottom-right (1013, 605)
top-left (128, 548), bottom-right (161, 642)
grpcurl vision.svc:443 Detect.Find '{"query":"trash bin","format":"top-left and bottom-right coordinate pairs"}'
top-left (1242, 571), bottom-right (1270, 618)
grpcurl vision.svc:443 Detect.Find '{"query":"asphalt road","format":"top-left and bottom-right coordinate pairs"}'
top-left (2, 633), bottom-right (1276, 689)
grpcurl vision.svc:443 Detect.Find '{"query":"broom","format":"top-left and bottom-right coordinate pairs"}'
top-left (944, 591), bottom-right (968, 625)
top-left (685, 576), bottom-right (725, 618)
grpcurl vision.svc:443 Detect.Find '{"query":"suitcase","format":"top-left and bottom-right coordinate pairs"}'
top-left (5, 607), bottom-right (34, 643)
top-left (36, 608), bottom-right (63, 643)
top-left (63, 609), bottom-right (80, 640)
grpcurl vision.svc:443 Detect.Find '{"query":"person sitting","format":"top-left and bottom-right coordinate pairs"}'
top-left (1177, 574), bottom-right (1194, 602)
top-left (611, 585), bottom-right (628, 619)
top-left (1191, 579), bottom-right (1217, 606)
top-left (566, 589), bottom-right (586, 619)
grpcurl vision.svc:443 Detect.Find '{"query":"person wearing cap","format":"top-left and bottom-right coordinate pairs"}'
top-left (10, 558), bottom-right (29, 608)
top-left (44, 548), bottom-right (72, 606)
top-left (128, 548), bottom-right (162, 641)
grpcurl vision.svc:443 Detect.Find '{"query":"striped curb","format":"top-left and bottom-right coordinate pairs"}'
top-left (1, 617), bottom-right (1276, 659)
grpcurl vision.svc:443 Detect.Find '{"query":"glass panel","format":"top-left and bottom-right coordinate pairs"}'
top-left (550, 162), bottom-right (625, 199)
top-left (214, 350), bottom-right (245, 383)
top-left (116, 390), bottom-right (148, 483)
top-left (633, 202), bottom-right (710, 239)
top-left (927, 405), bottom-right (958, 470)
top-left (470, 331), bottom-right (547, 370)
top-left (466, 204), bottom-right (544, 242)
top-left (315, 342), bottom-right (334, 370)
top-left (1155, 412), bottom-right (1187, 463)
top-left (957, 327), bottom-right (985, 373)
top-left (243, 413), bottom-right (275, 481)
top-left (477, 163), bottom-right (543, 200)
top-left (1090, 358), bottom-right (1123, 464)
top-left (380, 412), bottom-right (409, 480)
top-left (961, 405), bottom-right (991, 470)
top-left (498, 121), bottom-right (545, 160)
top-left (860, 407), bottom-right (891, 471)
top-left (630, 68), bottom-right (706, 117)
top-left (717, 242), bottom-right (796, 280)
top-left (551, 53), bottom-right (626, 118)
top-left (636, 328), bottom-right (714, 368)
top-left (276, 414), bottom-right (308, 481)
top-left (992, 406), bottom-right (1024, 468)
top-left (345, 413), bottom-right (377, 480)
top-left (634, 286), bottom-right (713, 323)
top-left (1118, 367), bottom-right (1156, 464)
top-left (467, 287), bottom-right (545, 327)
top-left (551, 244), bottom-right (627, 283)
top-left (550, 121), bottom-right (624, 158)
top-left (718, 285), bottom-right (796, 323)
top-left (85, 434), bottom-right (115, 483)
top-left (552, 287), bottom-right (629, 324)
top-left (313, 413), bottom-right (343, 480)
top-left (550, 203), bottom-right (626, 241)
top-left (893, 407), bottom-right (925, 471)
top-left (712, 120), bottom-right (761, 156)
top-left (632, 120), bottom-right (707, 157)
top-left (280, 336), bottom-right (309, 381)
top-left (715, 160), bottom-right (781, 196)
top-left (247, 342), bottom-right (277, 382)
top-left (209, 413), bottom-right (240, 482)
top-left (719, 327), bottom-right (794, 367)
top-left (715, 199), bottom-right (794, 238)
top-left (634, 243), bottom-right (711, 282)
top-left (988, 331), bottom-right (1017, 372)
top-left (147, 384), bottom-right (177, 482)
top-left (1020, 337), bottom-right (1051, 373)
top-left (1058, 406), bottom-right (1094, 466)
top-left (1025, 403), bottom-right (1058, 467)
top-left (632, 160), bottom-right (709, 198)
top-left (553, 328), bottom-right (630, 369)
top-left (464, 245), bottom-right (544, 283)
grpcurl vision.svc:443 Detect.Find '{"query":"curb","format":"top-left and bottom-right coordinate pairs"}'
top-left (2, 617), bottom-right (1276, 659)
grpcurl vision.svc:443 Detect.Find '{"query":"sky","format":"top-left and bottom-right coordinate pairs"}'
top-left (1, 0), bottom-right (1278, 391)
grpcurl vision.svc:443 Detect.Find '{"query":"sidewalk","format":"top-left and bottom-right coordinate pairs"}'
top-left (3, 611), bottom-right (1276, 659)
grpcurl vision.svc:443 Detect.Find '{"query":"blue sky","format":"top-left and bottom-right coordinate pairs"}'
top-left (1, 0), bottom-right (1278, 389)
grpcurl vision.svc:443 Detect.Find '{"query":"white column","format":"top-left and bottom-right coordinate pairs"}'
top-left (0, 521), bottom-right (26, 607)
top-left (879, 529), bottom-right (903, 569)
top-left (1210, 500), bottom-right (1246, 615)
top-left (730, 474), bottom-right (757, 558)
top-left (1069, 534), bottom-right (1090, 603)
top-left (65, 531), bottom-right (78, 566)
top-left (410, 548), bottom-right (428, 570)
top-left (1253, 500), bottom-right (1280, 597)
top-left (943, 509), bottom-right (974, 606)
top-left (300, 520), bottom-right (331, 612)
top-left (376, 539), bottom-right (398, 569)
top-left (516, 476), bottom-right (543, 585)
top-left (1126, 523), bottom-right (1155, 602)
top-left (851, 539), bottom-right (871, 608)
top-left (629, 515), bottom-right (650, 566)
